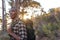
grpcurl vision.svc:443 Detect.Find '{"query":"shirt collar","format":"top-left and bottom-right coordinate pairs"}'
top-left (12, 17), bottom-right (20, 22)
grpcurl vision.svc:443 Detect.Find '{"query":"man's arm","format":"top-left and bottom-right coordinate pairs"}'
top-left (7, 26), bottom-right (20, 40)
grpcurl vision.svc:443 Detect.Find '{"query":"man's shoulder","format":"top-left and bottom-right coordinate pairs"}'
top-left (17, 20), bottom-right (25, 25)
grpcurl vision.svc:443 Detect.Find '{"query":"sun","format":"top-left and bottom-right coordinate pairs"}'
top-left (23, 14), bottom-right (31, 20)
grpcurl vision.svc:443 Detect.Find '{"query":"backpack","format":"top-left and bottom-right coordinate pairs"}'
top-left (26, 26), bottom-right (35, 40)
top-left (25, 19), bottom-right (35, 40)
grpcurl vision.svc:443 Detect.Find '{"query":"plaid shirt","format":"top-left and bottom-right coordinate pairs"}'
top-left (9, 18), bottom-right (27, 40)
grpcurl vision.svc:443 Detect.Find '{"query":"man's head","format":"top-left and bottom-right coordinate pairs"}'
top-left (9, 7), bottom-right (17, 19)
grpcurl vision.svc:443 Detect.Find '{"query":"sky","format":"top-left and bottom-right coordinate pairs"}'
top-left (0, 0), bottom-right (60, 17)
top-left (34, 0), bottom-right (60, 12)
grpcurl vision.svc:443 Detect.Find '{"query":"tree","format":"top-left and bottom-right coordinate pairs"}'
top-left (0, 19), bottom-right (2, 23)
top-left (0, 16), bottom-right (2, 23)
top-left (19, 0), bottom-right (32, 7)
top-left (8, 0), bottom-right (33, 19)
top-left (8, 0), bottom-right (14, 8)
top-left (29, 1), bottom-right (41, 8)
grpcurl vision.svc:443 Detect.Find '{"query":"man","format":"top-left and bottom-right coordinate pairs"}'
top-left (7, 7), bottom-right (27, 40)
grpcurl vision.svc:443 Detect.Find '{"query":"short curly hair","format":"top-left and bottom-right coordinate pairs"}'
top-left (9, 7), bottom-right (17, 13)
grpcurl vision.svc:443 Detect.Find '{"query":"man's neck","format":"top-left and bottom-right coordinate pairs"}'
top-left (12, 17), bottom-right (19, 21)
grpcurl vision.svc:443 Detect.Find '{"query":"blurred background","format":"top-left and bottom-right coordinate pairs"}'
top-left (0, 0), bottom-right (60, 40)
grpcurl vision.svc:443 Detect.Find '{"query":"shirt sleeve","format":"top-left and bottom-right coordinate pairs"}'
top-left (18, 21), bottom-right (27, 40)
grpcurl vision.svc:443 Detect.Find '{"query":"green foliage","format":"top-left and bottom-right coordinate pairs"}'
top-left (33, 10), bottom-right (60, 40)
top-left (0, 31), bottom-right (10, 40)
top-left (0, 19), bottom-right (2, 23)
